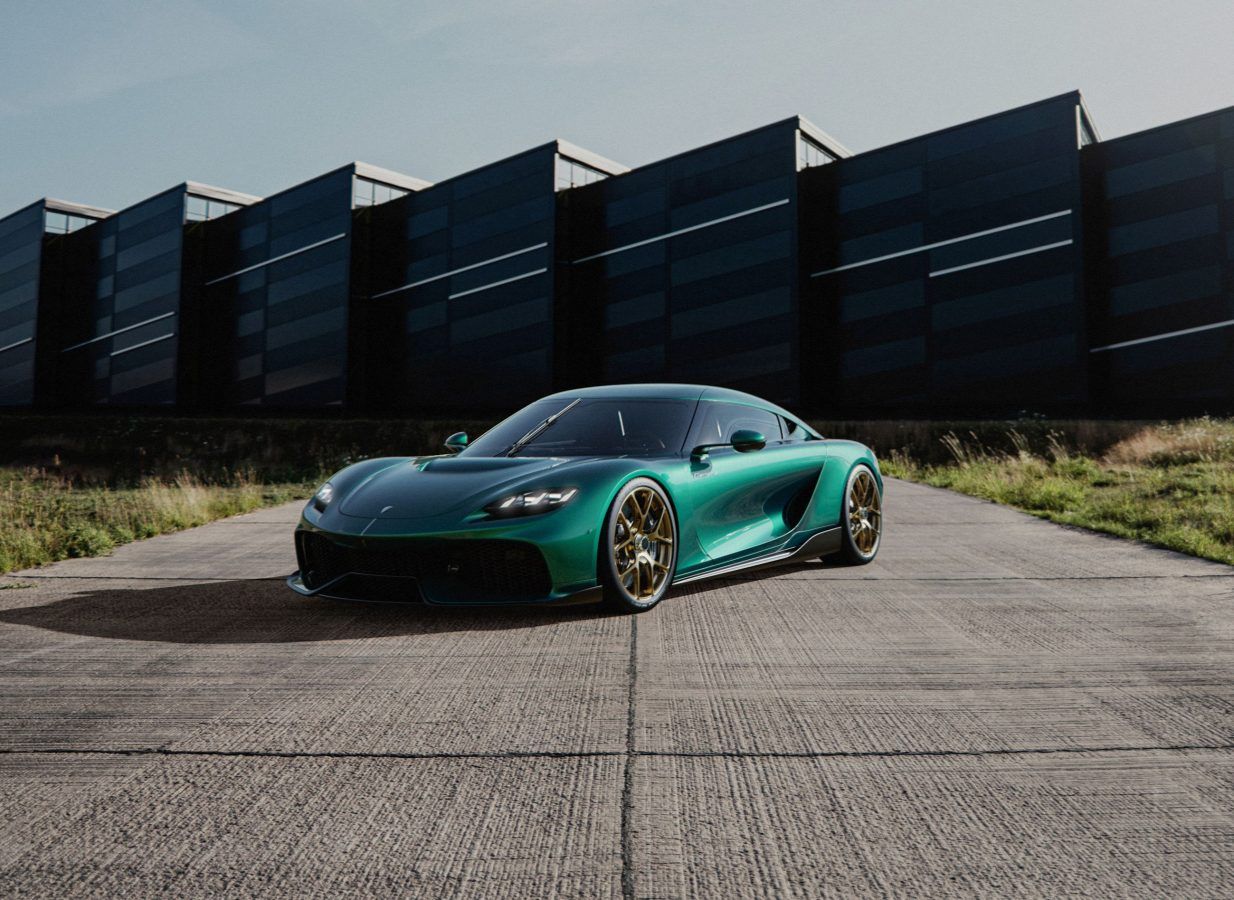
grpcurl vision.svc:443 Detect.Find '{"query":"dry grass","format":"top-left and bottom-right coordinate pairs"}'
top-left (0, 468), bottom-right (313, 574)
top-left (1101, 419), bottom-right (1234, 467)
top-left (0, 413), bottom-right (486, 575)
top-left (5, 414), bottom-right (1232, 574)
top-left (883, 418), bottom-right (1234, 566)
top-left (812, 419), bottom-right (1149, 466)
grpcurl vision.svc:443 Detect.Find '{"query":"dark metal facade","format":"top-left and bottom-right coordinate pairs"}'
top-left (0, 199), bottom-right (112, 406)
top-left (28, 186), bottom-right (254, 408)
top-left (801, 93), bottom-right (1092, 416)
top-left (197, 166), bottom-right (422, 409)
top-left (363, 143), bottom-right (623, 412)
top-left (559, 118), bottom-right (843, 408)
top-left (0, 203), bottom-right (47, 405)
top-left (81, 188), bottom-right (188, 406)
top-left (1083, 107), bottom-right (1234, 415)
top-left (2, 92), bottom-right (1232, 416)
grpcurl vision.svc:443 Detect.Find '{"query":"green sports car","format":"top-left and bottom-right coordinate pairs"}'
top-left (288, 384), bottom-right (883, 612)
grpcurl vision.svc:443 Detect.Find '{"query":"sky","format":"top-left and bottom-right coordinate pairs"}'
top-left (2, 0), bottom-right (1233, 215)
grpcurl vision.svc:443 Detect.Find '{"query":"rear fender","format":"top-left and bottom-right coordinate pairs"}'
top-left (799, 441), bottom-right (882, 532)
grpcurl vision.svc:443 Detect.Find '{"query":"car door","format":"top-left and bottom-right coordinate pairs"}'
top-left (686, 401), bottom-right (824, 561)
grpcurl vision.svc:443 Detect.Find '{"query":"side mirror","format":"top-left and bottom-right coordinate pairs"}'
top-left (731, 429), bottom-right (766, 453)
top-left (691, 429), bottom-right (767, 461)
top-left (444, 431), bottom-right (468, 454)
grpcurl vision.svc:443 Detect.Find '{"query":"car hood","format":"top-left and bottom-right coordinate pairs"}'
top-left (338, 455), bottom-right (580, 520)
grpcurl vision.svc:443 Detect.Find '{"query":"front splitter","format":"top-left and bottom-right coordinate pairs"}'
top-left (286, 571), bottom-right (604, 607)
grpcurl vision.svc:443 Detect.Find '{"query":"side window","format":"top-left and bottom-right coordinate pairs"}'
top-left (694, 402), bottom-right (783, 446)
top-left (782, 417), bottom-right (810, 442)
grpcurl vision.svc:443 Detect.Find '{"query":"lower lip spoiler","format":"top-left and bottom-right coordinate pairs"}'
top-left (286, 571), bottom-right (604, 607)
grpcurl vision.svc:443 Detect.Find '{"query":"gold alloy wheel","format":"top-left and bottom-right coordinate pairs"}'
top-left (613, 486), bottom-right (674, 601)
top-left (848, 469), bottom-right (882, 556)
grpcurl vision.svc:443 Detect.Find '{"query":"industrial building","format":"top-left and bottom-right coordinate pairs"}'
top-left (2, 90), bottom-right (1231, 417)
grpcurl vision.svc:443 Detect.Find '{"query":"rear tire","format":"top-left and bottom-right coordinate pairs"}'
top-left (599, 478), bottom-right (677, 613)
top-left (836, 464), bottom-right (881, 565)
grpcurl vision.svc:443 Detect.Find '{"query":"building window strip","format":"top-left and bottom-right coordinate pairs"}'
top-left (811, 209), bottom-right (1072, 278)
top-left (0, 336), bottom-right (33, 355)
top-left (797, 132), bottom-right (836, 170)
top-left (44, 212), bottom-right (99, 234)
top-left (571, 199), bottom-right (791, 265)
top-left (1089, 318), bottom-right (1234, 354)
top-left (185, 196), bottom-right (242, 223)
top-left (354, 177), bottom-right (411, 208)
top-left (204, 233), bottom-right (347, 286)
top-left (61, 311), bottom-right (177, 352)
top-left (109, 332), bottom-right (175, 357)
top-left (371, 243), bottom-right (548, 299)
top-left (555, 156), bottom-right (611, 191)
top-left (929, 239), bottom-right (1074, 278)
top-left (447, 267), bottom-right (548, 300)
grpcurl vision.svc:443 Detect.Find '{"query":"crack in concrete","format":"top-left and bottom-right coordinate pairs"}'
top-left (11, 575), bottom-right (287, 582)
top-left (621, 614), bottom-right (639, 900)
top-left (19, 572), bottom-right (1234, 585)
top-left (4, 742), bottom-right (1231, 763)
top-left (768, 574), bottom-right (1234, 583)
top-left (637, 743), bottom-right (1234, 760)
top-left (0, 746), bottom-right (625, 761)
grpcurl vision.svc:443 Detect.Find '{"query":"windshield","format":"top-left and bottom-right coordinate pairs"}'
top-left (462, 398), bottom-right (697, 458)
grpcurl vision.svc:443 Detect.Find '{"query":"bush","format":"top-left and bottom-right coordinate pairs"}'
top-left (0, 414), bottom-right (493, 486)
top-left (63, 524), bottom-right (115, 558)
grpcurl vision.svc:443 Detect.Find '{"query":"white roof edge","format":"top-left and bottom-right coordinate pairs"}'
top-left (184, 181), bottom-right (263, 206)
top-left (44, 198), bottom-right (115, 219)
top-left (555, 140), bottom-right (630, 175)
top-left (1077, 94), bottom-right (1102, 142)
top-left (797, 117), bottom-right (852, 159)
top-left (353, 162), bottom-right (433, 192)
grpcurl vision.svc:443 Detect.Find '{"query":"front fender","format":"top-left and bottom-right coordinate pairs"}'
top-left (544, 459), bottom-right (698, 586)
top-left (302, 456), bottom-right (413, 525)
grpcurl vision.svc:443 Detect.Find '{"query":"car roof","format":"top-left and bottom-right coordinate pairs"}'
top-left (540, 384), bottom-right (819, 436)
top-left (543, 383), bottom-right (705, 402)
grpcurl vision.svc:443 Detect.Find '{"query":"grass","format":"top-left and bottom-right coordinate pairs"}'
top-left (3, 412), bottom-right (1231, 574)
top-left (0, 467), bottom-right (315, 575)
top-left (882, 418), bottom-right (1234, 566)
top-left (0, 413), bottom-right (493, 575)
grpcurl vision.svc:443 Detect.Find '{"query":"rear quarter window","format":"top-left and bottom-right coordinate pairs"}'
top-left (781, 418), bottom-right (812, 442)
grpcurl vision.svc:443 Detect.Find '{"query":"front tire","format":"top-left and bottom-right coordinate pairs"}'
top-left (599, 478), bottom-right (677, 613)
top-left (838, 464), bottom-right (882, 565)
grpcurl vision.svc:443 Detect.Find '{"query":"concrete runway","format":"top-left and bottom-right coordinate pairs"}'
top-left (2, 479), bottom-right (1232, 897)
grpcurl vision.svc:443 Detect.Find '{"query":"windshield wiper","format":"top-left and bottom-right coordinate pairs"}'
top-left (506, 398), bottom-right (581, 457)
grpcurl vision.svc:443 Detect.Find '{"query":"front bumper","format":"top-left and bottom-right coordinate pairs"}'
top-left (287, 528), bottom-right (604, 606)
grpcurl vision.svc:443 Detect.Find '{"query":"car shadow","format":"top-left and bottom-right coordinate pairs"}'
top-left (0, 559), bottom-right (840, 644)
top-left (0, 578), bottom-right (614, 644)
top-left (665, 559), bottom-right (833, 599)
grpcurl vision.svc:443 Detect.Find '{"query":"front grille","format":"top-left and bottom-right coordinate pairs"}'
top-left (296, 531), bottom-right (553, 602)
top-left (327, 574), bottom-right (426, 604)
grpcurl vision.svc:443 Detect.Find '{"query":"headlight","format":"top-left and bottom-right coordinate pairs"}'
top-left (485, 487), bottom-right (578, 518)
top-left (312, 482), bottom-right (335, 511)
